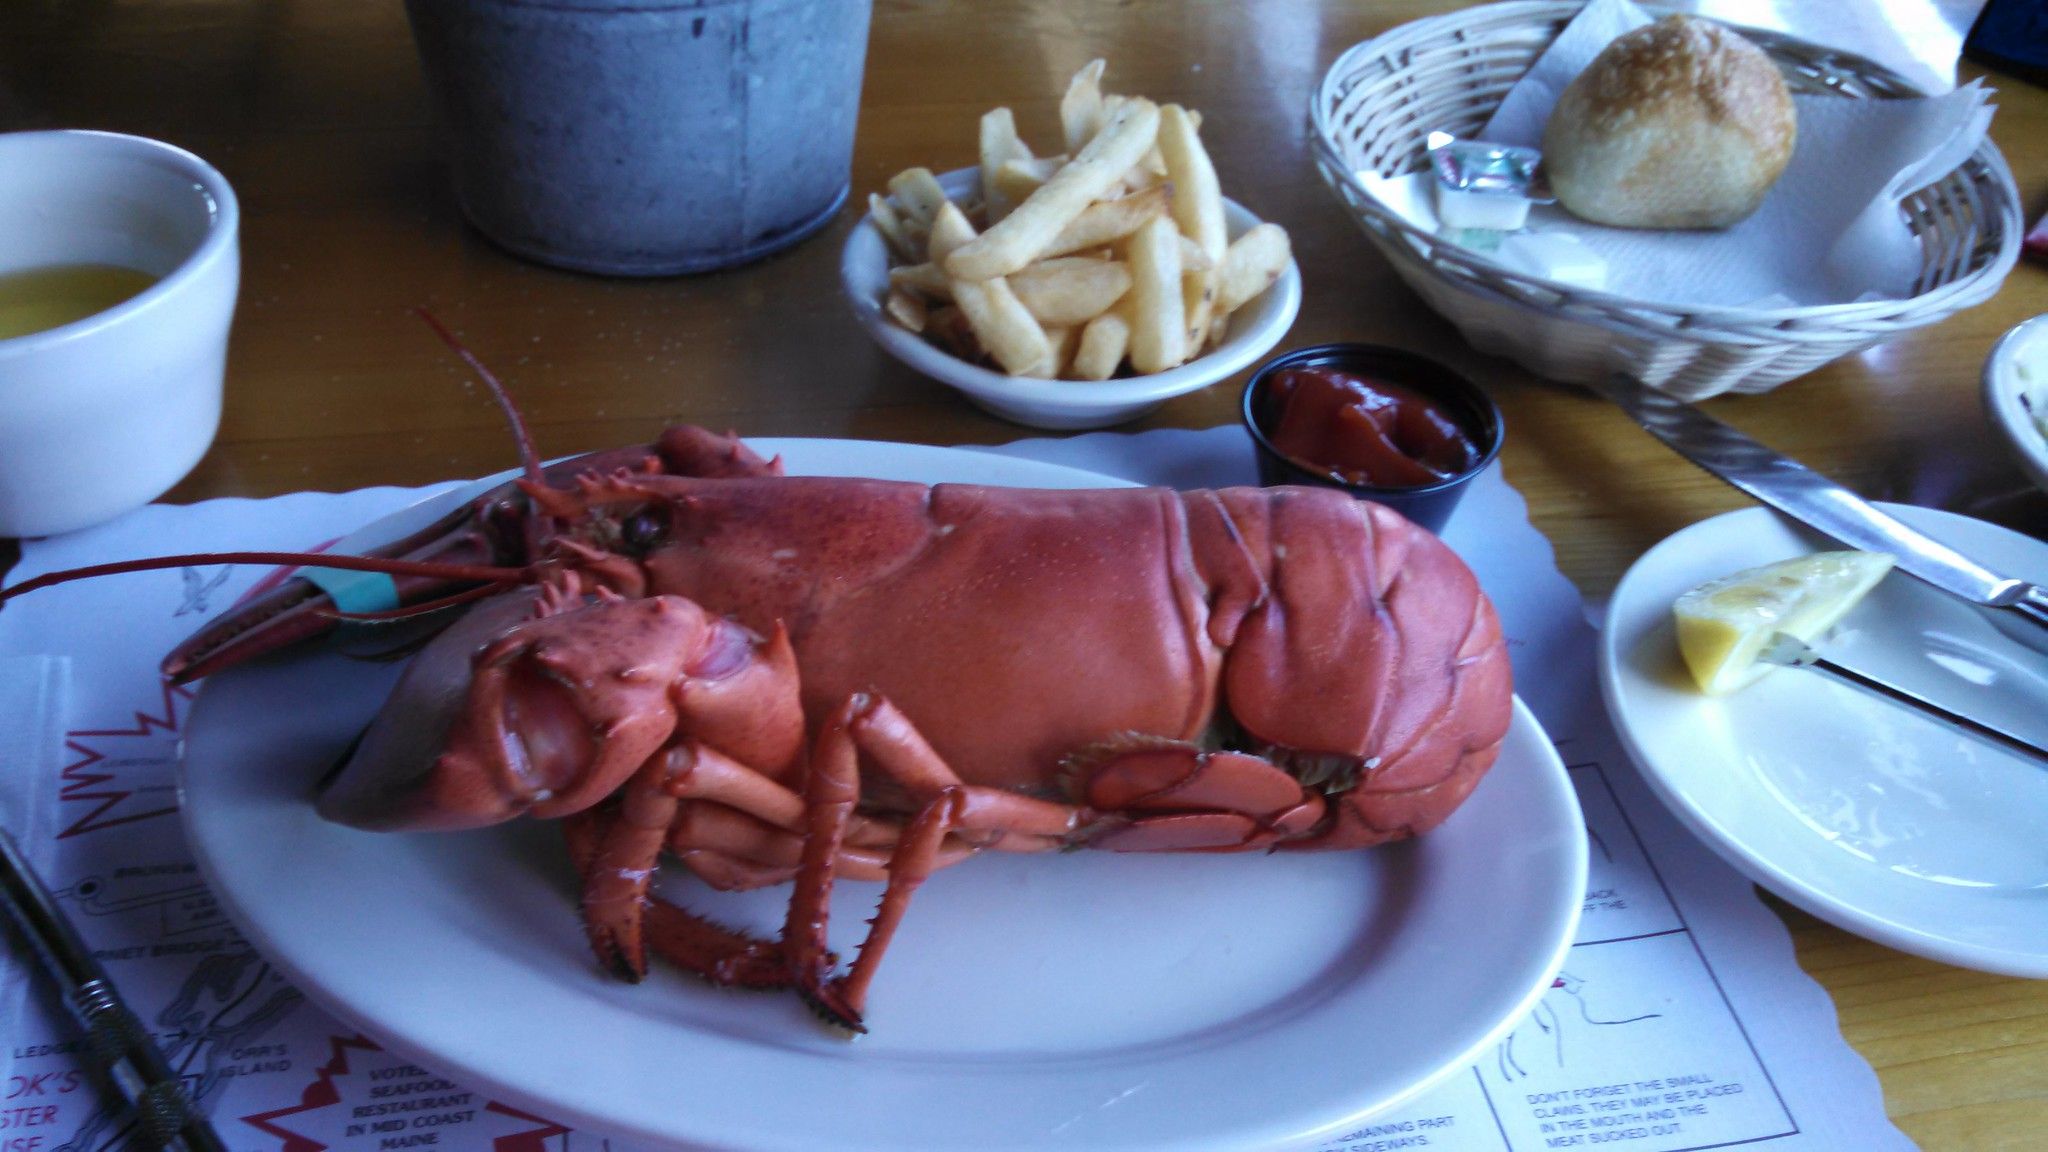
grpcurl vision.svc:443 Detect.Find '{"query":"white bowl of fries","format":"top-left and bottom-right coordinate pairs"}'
top-left (842, 64), bottom-right (1300, 430)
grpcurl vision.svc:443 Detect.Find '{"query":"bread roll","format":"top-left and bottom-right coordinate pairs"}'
top-left (1542, 15), bottom-right (1795, 229)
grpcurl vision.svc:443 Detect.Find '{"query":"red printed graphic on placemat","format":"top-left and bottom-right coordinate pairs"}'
top-left (58, 679), bottom-right (195, 838)
top-left (57, 541), bottom-right (346, 842)
top-left (243, 1037), bottom-right (571, 1152)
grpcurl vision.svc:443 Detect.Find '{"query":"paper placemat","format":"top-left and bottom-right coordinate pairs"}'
top-left (0, 433), bottom-right (1911, 1151)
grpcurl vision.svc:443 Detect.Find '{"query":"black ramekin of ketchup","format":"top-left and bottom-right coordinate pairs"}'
top-left (1241, 344), bottom-right (1504, 534)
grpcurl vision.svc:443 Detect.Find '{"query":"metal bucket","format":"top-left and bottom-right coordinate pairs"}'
top-left (405, 0), bottom-right (872, 276)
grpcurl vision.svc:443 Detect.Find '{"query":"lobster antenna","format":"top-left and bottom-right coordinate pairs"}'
top-left (410, 307), bottom-right (546, 488)
top-left (322, 582), bottom-right (505, 623)
top-left (0, 552), bottom-right (532, 608)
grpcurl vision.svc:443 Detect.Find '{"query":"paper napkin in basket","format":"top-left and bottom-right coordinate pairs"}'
top-left (1408, 0), bottom-right (1995, 309)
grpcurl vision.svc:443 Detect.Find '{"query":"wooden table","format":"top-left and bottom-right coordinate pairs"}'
top-left (7, 1), bottom-right (2046, 1147)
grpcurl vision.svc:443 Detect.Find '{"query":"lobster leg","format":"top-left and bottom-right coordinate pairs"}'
top-left (1073, 743), bottom-right (1328, 852)
top-left (568, 736), bottom-right (920, 993)
top-left (666, 805), bottom-right (941, 888)
top-left (577, 749), bottom-right (703, 979)
top-left (670, 850), bottom-right (799, 892)
top-left (561, 808), bottom-right (789, 989)
top-left (782, 695), bottom-right (1081, 1033)
top-left (574, 741), bottom-right (826, 987)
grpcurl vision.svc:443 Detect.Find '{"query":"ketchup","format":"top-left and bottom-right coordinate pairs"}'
top-left (1262, 366), bottom-right (1481, 488)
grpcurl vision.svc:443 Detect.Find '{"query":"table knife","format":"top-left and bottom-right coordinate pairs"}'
top-left (1586, 374), bottom-right (2048, 646)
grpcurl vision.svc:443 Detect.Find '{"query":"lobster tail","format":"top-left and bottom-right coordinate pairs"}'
top-left (1187, 488), bottom-right (1513, 851)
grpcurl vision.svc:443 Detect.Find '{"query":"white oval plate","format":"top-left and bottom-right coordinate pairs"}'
top-left (1601, 504), bottom-right (2048, 976)
top-left (183, 439), bottom-right (1583, 1152)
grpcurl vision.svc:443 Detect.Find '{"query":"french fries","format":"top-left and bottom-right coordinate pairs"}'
top-left (991, 156), bottom-right (1065, 204)
top-left (1158, 103), bottom-right (1226, 349)
top-left (884, 289), bottom-right (927, 334)
top-left (887, 262), bottom-right (951, 301)
top-left (867, 194), bottom-right (916, 262)
top-left (927, 203), bottom-right (1050, 376)
top-left (1042, 186), bottom-right (1169, 259)
top-left (944, 97), bottom-right (1161, 282)
top-left (870, 60), bottom-right (1291, 380)
top-left (1126, 215), bottom-right (1186, 373)
top-left (1216, 223), bottom-right (1293, 315)
top-left (1061, 60), bottom-right (1107, 155)
top-left (1072, 306), bottom-right (1132, 381)
top-left (886, 168), bottom-right (950, 227)
top-left (1008, 258), bottom-right (1134, 327)
top-left (979, 109), bottom-right (1033, 224)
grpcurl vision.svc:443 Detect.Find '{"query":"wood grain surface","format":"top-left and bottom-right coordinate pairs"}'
top-left (4, 1), bottom-right (2045, 1146)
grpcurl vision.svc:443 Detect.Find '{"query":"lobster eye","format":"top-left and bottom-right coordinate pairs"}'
top-left (483, 498), bottom-right (529, 554)
top-left (622, 508), bottom-right (667, 554)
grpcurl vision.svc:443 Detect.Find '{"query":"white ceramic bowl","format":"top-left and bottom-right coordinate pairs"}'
top-left (1983, 313), bottom-right (2048, 495)
top-left (0, 131), bottom-right (240, 538)
top-left (842, 167), bottom-right (1301, 430)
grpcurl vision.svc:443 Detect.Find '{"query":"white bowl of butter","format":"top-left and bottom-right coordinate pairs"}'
top-left (0, 131), bottom-right (239, 538)
top-left (1983, 314), bottom-right (2048, 497)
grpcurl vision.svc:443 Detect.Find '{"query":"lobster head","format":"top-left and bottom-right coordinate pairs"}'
top-left (317, 587), bottom-right (803, 832)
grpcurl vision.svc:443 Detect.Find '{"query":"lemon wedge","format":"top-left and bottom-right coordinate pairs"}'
top-left (1673, 551), bottom-right (1895, 695)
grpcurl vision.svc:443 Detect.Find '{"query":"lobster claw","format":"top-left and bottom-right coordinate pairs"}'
top-left (160, 432), bottom-right (783, 686)
top-left (318, 586), bottom-right (804, 834)
top-left (162, 484), bottom-right (527, 684)
top-left (160, 446), bottom-right (647, 684)
top-left (316, 588), bottom-right (550, 830)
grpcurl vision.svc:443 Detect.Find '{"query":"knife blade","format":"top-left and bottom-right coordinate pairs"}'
top-left (1759, 632), bottom-right (2048, 764)
top-left (1586, 374), bottom-right (2048, 642)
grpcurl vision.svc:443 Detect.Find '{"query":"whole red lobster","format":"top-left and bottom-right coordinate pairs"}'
top-left (4, 324), bottom-right (1512, 1033)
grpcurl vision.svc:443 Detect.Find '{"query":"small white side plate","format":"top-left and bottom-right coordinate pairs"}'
top-left (182, 440), bottom-right (1584, 1152)
top-left (1601, 504), bottom-right (2048, 976)
top-left (1983, 312), bottom-right (2048, 494)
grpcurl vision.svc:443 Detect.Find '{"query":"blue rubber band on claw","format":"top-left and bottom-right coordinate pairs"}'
top-left (303, 566), bottom-right (401, 616)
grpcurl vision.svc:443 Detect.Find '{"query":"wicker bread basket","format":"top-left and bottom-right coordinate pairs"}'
top-left (1312, 1), bottom-right (2024, 400)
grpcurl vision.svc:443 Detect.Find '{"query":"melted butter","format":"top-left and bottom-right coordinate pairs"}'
top-left (0, 263), bottom-right (159, 340)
